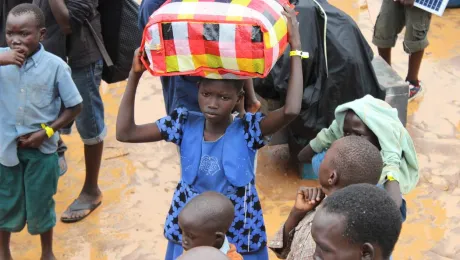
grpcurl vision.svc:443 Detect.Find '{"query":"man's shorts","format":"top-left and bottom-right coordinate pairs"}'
top-left (71, 59), bottom-right (107, 145)
top-left (372, 0), bottom-right (432, 54)
top-left (0, 149), bottom-right (59, 235)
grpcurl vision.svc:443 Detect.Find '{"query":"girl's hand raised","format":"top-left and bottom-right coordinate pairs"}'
top-left (131, 48), bottom-right (147, 75)
top-left (282, 5), bottom-right (301, 50)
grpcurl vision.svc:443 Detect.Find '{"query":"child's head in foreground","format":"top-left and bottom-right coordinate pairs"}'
top-left (312, 183), bottom-right (402, 260)
top-left (177, 246), bottom-right (229, 260)
top-left (178, 191), bottom-right (235, 251)
top-left (197, 78), bottom-right (244, 123)
top-left (318, 135), bottom-right (383, 195)
top-left (5, 3), bottom-right (46, 57)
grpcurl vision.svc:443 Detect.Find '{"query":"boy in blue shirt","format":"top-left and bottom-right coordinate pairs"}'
top-left (0, 4), bottom-right (82, 259)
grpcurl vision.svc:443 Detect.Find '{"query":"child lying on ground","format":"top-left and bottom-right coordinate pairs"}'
top-left (298, 95), bottom-right (419, 210)
top-left (312, 184), bottom-right (402, 260)
top-left (178, 246), bottom-right (230, 260)
top-left (116, 5), bottom-right (304, 259)
top-left (178, 191), bottom-right (242, 260)
top-left (0, 4), bottom-right (82, 259)
top-left (269, 136), bottom-right (384, 259)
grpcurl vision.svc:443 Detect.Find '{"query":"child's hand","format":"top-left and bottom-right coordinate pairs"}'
top-left (131, 48), bottom-right (147, 74)
top-left (297, 144), bottom-right (316, 163)
top-left (0, 49), bottom-right (26, 67)
top-left (17, 130), bottom-right (47, 149)
top-left (282, 4), bottom-right (301, 50)
top-left (293, 187), bottom-right (325, 213)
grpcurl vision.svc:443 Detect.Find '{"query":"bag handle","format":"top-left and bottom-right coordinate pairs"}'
top-left (85, 19), bottom-right (114, 67)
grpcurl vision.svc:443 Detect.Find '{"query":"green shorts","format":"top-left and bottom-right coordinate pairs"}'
top-left (372, 0), bottom-right (432, 54)
top-left (0, 149), bottom-right (59, 235)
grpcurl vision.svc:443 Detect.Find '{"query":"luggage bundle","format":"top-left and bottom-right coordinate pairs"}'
top-left (141, 0), bottom-right (289, 79)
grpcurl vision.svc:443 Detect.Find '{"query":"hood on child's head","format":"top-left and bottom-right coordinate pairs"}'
top-left (334, 95), bottom-right (400, 146)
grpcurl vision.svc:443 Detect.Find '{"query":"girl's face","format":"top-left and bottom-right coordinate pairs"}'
top-left (343, 110), bottom-right (380, 150)
top-left (198, 80), bottom-right (241, 124)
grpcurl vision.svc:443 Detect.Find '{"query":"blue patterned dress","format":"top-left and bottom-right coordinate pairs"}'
top-left (156, 108), bottom-right (269, 260)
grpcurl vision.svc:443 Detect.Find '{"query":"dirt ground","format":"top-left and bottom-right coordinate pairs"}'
top-left (9, 0), bottom-right (460, 259)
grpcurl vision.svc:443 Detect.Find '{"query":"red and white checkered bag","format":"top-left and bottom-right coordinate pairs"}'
top-left (141, 0), bottom-right (289, 79)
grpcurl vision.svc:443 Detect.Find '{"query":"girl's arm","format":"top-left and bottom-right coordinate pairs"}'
top-left (260, 5), bottom-right (303, 136)
top-left (298, 120), bottom-right (343, 162)
top-left (243, 79), bottom-right (261, 114)
top-left (116, 49), bottom-right (163, 143)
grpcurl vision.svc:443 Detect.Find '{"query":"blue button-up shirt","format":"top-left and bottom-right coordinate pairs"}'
top-left (0, 45), bottom-right (83, 167)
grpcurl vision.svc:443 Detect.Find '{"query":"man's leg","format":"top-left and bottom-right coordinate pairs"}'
top-left (378, 47), bottom-right (392, 66)
top-left (403, 6), bottom-right (432, 100)
top-left (407, 49), bottom-right (424, 83)
top-left (0, 232), bottom-right (12, 260)
top-left (372, 0), bottom-right (405, 66)
top-left (61, 60), bottom-right (105, 222)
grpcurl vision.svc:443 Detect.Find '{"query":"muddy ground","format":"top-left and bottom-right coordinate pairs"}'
top-left (10, 0), bottom-right (460, 259)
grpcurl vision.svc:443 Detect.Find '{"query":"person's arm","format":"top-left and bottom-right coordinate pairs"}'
top-left (385, 180), bottom-right (402, 209)
top-left (243, 79), bottom-right (261, 114)
top-left (18, 104), bottom-right (82, 148)
top-left (48, 0), bottom-right (72, 34)
top-left (284, 187), bottom-right (323, 244)
top-left (116, 49), bottom-right (163, 143)
top-left (259, 5), bottom-right (303, 136)
top-left (298, 120), bottom-right (342, 162)
top-left (50, 104), bottom-right (82, 131)
top-left (381, 152), bottom-right (404, 208)
top-left (269, 187), bottom-right (324, 257)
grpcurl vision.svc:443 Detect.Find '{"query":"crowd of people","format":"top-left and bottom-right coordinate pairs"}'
top-left (0, 0), bottom-right (429, 259)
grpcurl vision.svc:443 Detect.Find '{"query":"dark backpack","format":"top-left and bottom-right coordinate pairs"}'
top-left (88, 0), bottom-right (142, 83)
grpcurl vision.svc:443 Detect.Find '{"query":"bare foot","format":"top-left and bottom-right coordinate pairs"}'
top-left (40, 252), bottom-right (56, 260)
top-left (61, 190), bottom-right (102, 223)
top-left (246, 99), bottom-right (261, 114)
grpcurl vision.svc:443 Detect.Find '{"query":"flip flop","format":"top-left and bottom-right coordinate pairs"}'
top-left (61, 200), bottom-right (102, 223)
top-left (58, 154), bottom-right (68, 176)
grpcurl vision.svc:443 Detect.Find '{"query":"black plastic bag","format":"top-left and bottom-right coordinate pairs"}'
top-left (254, 0), bottom-right (385, 149)
top-left (95, 0), bottom-right (142, 83)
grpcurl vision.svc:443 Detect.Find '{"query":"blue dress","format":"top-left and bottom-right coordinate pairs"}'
top-left (156, 108), bottom-right (269, 260)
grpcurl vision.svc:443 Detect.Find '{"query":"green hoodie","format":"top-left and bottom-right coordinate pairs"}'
top-left (309, 95), bottom-right (419, 194)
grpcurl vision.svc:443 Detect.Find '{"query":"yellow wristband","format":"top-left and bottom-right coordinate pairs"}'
top-left (387, 175), bottom-right (396, 182)
top-left (41, 123), bottom-right (55, 139)
top-left (289, 50), bottom-right (309, 59)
